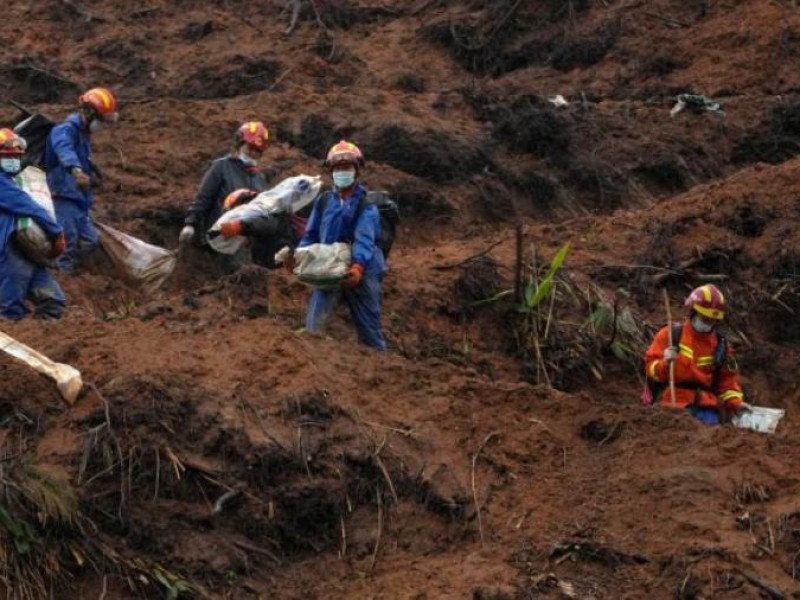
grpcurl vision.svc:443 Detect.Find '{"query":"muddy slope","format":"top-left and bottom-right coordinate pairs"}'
top-left (2, 1), bottom-right (800, 599)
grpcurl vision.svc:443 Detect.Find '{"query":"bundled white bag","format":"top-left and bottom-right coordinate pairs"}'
top-left (0, 330), bottom-right (83, 405)
top-left (278, 242), bottom-right (351, 287)
top-left (732, 406), bottom-right (785, 434)
top-left (208, 174), bottom-right (322, 255)
top-left (96, 222), bottom-right (176, 293)
top-left (14, 167), bottom-right (56, 267)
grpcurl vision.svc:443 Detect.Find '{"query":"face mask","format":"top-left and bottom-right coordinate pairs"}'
top-left (332, 169), bottom-right (356, 189)
top-left (691, 315), bottom-right (714, 333)
top-left (0, 158), bottom-right (21, 175)
top-left (239, 148), bottom-right (258, 167)
top-left (89, 119), bottom-right (103, 133)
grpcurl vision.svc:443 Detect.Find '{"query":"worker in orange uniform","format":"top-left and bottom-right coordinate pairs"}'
top-left (644, 284), bottom-right (750, 425)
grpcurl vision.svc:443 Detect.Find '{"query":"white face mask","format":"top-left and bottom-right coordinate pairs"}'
top-left (332, 169), bottom-right (356, 189)
top-left (0, 158), bottom-right (21, 175)
top-left (89, 119), bottom-right (103, 133)
top-left (691, 315), bottom-right (714, 333)
top-left (239, 148), bottom-right (258, 167)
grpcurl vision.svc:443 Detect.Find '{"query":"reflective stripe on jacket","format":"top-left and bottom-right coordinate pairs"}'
top-left (644, 319), bottom-right (744, 410)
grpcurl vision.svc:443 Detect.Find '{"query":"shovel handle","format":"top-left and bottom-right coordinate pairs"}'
top-left (662, 288), bottom-right (677, 407)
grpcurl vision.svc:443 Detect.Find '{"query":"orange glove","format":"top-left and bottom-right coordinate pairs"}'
top-left (342, 263), bottom-right (364, 288)
top-left (49, 232), bottom-right (66, 258)
top-left (220, 220), bottom-right (245, 238)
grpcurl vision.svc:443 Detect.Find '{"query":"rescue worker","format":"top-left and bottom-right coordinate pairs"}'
top-left (214, 188), bottom-right (307, 269)
top-left (296, 140), bottom-right (387, 351)
top-left (178, 121), bottom-right (270, 273)
top-left (644, 284), bottom-right (749, 425)
top-left (0, 129), bottom-right (67, 320)
top-left (43, 87), bottom-right (118, 274)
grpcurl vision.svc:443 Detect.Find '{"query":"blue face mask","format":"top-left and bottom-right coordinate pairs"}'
top-left (0, 158), bottom-right (21, 175)
top-left (332, 169), bottom-right (356, 189)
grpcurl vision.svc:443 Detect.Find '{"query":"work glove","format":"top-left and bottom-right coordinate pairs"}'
top-left (72, 167), bottom-right (91, 191)
top-left (179, 225), bottom-right (195, 246)
top-left (49, 232), bottom-right (66, 259)
top-left (220, 220), bottom-right (245, 238)
top-left (663, 346), bottom-right (678, 362)
top-left (342, 263), bottom-right (364, 288)
top-left (737, 402), bottom-right (753, 414)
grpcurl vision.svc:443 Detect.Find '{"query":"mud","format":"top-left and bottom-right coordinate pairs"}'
top-left (3, 1), bottom-right (800, 599)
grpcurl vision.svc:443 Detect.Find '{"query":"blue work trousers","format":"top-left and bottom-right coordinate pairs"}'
top-left (305, 274), bottom-right (386, 351)
top-left (54, 198), bottom-right (98, 273)
top-left (0, 244), bottom-right (66, 320)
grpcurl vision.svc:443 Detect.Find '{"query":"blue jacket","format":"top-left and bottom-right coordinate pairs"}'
top-left (0, 172), bottom-right (62, 260)
top-left (299, 183), bottom-right (385, 276)
top-left (43, 113), bottom-right (94, 209)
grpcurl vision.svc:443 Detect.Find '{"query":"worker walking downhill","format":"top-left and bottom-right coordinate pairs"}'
top-left (179, 121), bottom-right (270, 274)
top-left (0, 129), bottom-right (66, 320)
top-left (644, 284), bottom-right (749, 425)
top-left (297, 140), bottom-right (387, 351)
top-left (43, 87), bottom-right (119, 274)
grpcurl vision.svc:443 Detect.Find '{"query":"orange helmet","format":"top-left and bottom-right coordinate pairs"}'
top-left (0, 128), bottom-right (27, 156)
top-left (223, 188), bottom-right (258, 211)
top-left (79, 87), bottom-right (119, 121)
top-left (684, 284), bottom-right (726, 320)
top-left (234, 121), bottom-right (269, 151)
top-left (325, 140), bottom-right (364, 170)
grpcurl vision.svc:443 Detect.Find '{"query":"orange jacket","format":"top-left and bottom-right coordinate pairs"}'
top-left (644, 319), bottom-right (744, 410)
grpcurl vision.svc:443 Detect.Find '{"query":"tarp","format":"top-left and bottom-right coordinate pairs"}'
top-left (96, 222), bottom-right (176, 293)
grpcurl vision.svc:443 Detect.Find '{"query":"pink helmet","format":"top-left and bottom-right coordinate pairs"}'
top-left (234, 121), bottom-right (269, 151)
top-left (684, 284), bottom-right (726, 320)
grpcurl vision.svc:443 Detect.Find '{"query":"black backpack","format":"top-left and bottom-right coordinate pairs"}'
top-left (13, 112), bottom-right (56, 169)
top-left (316, 190), bottom-right (400, 258)
top-left (643, 324), bottom-right (727, 406)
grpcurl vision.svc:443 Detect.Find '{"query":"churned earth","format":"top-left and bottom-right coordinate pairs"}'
top-left (2, 1), bottom-right (800, 598)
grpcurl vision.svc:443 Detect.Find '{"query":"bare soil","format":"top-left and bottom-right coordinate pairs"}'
top-left (3, 1), bottom-right (800, 598)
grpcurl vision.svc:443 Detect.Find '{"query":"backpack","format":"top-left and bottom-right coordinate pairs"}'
top-left (13, 113), bottom-right (56, 169)
top-left (316, 190), bottom-right (400, 258)
top-left (642, 324), bottom-right (727, 406)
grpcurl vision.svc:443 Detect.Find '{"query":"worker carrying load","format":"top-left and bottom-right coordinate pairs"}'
top-left (643, 284), bottom-right (751, 425)
top-left (43, 87), bottom-right (119, 274)
top-left (0, 129), bottom-right (66, 320)
top-left (208, 174), bottom-right (320, 269)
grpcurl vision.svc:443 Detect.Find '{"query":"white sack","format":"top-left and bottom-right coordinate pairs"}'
top-left (96, 222), bottom-right (176, 293)
top-left (732, 406), bottom-right (785, 435)
top-left (291, 242), bottom-right (351, 287)
top-left (14, 167), bottom-right (56, 267)
top-left (209, 174), bottom-right (322, 255)
top-left (0, 330), bottom-right (82, 405)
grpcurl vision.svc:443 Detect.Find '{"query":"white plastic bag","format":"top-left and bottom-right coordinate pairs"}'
top-left (291, 242), bottom-right (351, 287)
top-left (14, 167), bottom-right (56, 267)
top-left (96, 222), bottom-right (176, 293)
top-left (0, 330), bottom-right (83, 405)
top-left (732, 406), bottom-right (785, 434)
top-left (208, 174), bottom-right (322, 255)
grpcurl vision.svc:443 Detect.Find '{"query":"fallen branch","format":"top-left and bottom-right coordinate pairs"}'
top-left (60, 0), bottom-right (103, 22)
top-left (232, 540), bottom-right (282, 565)
top-left (644, 10), bottom-right (690, 28)
top-left (737, 569), bottom-right (785, 599)
top-left (471, 432), bottom-right (497, 545)
top-left (369, 486), bottom-right (384, 572)
top-left (212, 489), bottom-right (241, 515)
top-left (433, 240), bottom-right (505, 270)
top-left (373, 438), bottom-right (399, 504)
